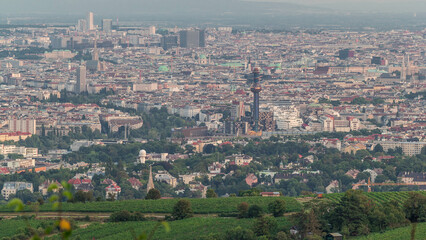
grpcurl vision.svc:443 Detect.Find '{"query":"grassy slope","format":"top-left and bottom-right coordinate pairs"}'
top-left (0, 219), bottom-right (52, 238)
top-left (50, 217), bottom-right (291, 240)
top-left (352, 222), bottom-right (426, 240)
top-left (0, 197), bottom-right (301, 214)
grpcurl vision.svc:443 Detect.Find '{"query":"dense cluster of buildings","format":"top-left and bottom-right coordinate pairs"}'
top-left (0, 12), bottom-right (425, 199)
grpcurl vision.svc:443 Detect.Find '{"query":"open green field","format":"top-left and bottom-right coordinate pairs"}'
top-left (0, 219), bottom-right (52, 239)
top-left (324, 191), bottom-right (426, 205)
top-left (0, 191), bottom-right (424, 216)
top-left (47, 217), bottom-right (291, 240)
top-left (0, 196), bottom-right (302, 214)
top-left (352, 222), bottom-right (426, 240)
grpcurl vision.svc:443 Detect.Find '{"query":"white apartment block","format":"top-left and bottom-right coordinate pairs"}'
top-left (0, 144), bottom-right (38, 158)
top-left (8, 118), bottom-right (36, 135)
top-left (273, 105), bottom-right (303, 130)
top-left (376, 141), bottom-right (425, 156)
top-left (7, 159), bottom-right (36, 169)
top-left (1, 182), bottom-right (33, 200)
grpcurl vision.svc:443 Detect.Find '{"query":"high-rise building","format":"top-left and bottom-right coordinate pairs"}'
top-left (231, 101), bottom-right (245, 121)
top-left (87, 12), bottom-right (94, 30)
top-left (102, 19), bottom-right (112, 32)
top-left (8, 118), bottom-right (36, 135)
top-left (199, 30), bottom-right (205, 47)
top-left (50, 37), bottom-right (69, 49)
top-left (401, 56), bottom-right (406, 81)
top-left (161, 35), bottom-right (178, 50)
top-left (149, 26), bottom-right (156, 35)
top-left (338, 49), bottom-right (354, 60)
top-left (179, 30), bottom-right (205, 48)
top-left (76, 65), bottom-right (87, 93)
top-left (77, 19), bottom-right (87, 32)
top-left (250, 68), bottom-right (262, 131)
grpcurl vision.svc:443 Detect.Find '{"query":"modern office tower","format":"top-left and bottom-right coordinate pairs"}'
top-left (76, 65), bottom-right (87, 93)
top-left (231, 101), bottom-right (245, 121)
top-left (87, 12), bottom-right (94, 30)
top-left (199, 30), bottom-right (205, 47)
top-left (338, 49), bottom-right (354, 60)
top-left (179, 30), bottom-right (205, 48)
top-left (250, 68), bottom-right (262, 132)
top-left (371, 56), bottom-right (387, 65)
top-left (77, 19), bottom-right (87, 32)
top-left (401, 56), bottom-right (406, 81)
top-left (161, 35), bottom-right (178, 50)
top-left (8, 118), bottom-right (36, 135)
top-left (50, 37), bottom-right (68, 49)
top-left (102, 19), bottom-right (112, 32)
top-left (149, 26), bottom-right (156, 35)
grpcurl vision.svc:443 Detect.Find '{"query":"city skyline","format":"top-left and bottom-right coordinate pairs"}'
top-left (0, 2), bottom-right (424, 239)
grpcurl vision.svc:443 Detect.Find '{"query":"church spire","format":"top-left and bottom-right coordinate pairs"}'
top-left (147, 165), bottom-right (154, 193)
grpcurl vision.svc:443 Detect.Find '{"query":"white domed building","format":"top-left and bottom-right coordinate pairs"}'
top-left (138, 149), bottom-right (147, 164)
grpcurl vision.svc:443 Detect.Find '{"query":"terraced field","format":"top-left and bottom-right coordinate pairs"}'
top-left (324, 191), bottom-right (426, 205)
top-left (46, 217), bottom-right (292, 240)
top-left (0, 196), bottom-right (302, 214)
top-left (352, 222), bottom-right (426, 240)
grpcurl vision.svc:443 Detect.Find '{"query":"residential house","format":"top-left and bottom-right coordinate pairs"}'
top-left (1, 182), bottom-right (33, 200)
top-left (179, 173), bottom-right (202, 184)
top-left (273, 173), bottom-right (308, 184)
top-left (68, 178), bottom-right (93, 192)
top-left (188, 181), bottom-right (207, 198)
top-left (155, 171), bottom-right (177, 187)
top-left (342, 143), bottom-right (367, 154)
top-left (226, 154), bottom-right (253, 166)
top-left (128, 177), bottom-right (143, 190)
top-left (0, 167), bottom-right (10, 175)
top-left (398, 172), bottom-right (426, 184)
top-left (101, 178), bottom-right (116, 185)
top-left (326, 180), bottom-right (340, 193)
top-left (345, 169), bottom-right (360, 179)
top-left (245, 173), bottom-right (258, 187)
top-left (208, 162), bottom-right (222, 174)
top-left (39, 180), bottom-right (62, 196)
top-left (105, 184), bottom-right (121, 200)
top-left (261, 192), bottom-right (280, 197)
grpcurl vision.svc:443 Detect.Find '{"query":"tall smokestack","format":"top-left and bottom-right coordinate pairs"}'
top-left (250, 67), bottom-right (262, 132)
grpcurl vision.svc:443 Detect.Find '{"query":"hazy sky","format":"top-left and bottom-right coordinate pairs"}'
top-left (2, 0), bottom-right (425, 15)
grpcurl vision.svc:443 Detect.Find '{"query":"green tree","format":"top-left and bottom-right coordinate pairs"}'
top-left (292, 207), bottom-right (322, 239)
top-left (203, 144), bottom-right (217, 154)
top-left (237, 202), bottom-right (249, 218)
top-left (185, 144), bottom-right (195, 154)
top-left (404, 192), bottom-right (426, 240)
top-left (7, 153), bottom-right (24, 159)
top-left (252, 215), bottom-right (277, 237)
top-left (225, 227), bottom-right (256, 240)
top-left (276, 231), bottom-right (290, 240)
top-left (404, 192), bottom-right (426, 223)
top-left (329, 190), bottom-right (374, 236)
top-left (206, 189), bottom-right (218, 198)
top-left (172, 199), bottom-right (193, 220)
top-left (373, 144), bottom-right (384, 153)
top-left (11, 189), bottom-right (37, 203)
top-left (145, 189), bottom-right (161, 200)
top-left (73, 191), bottom-right (94, 203)
top-left (268, 199), bottom-right (286, 217)
top-left (248, 204), bottom-right (263, 218)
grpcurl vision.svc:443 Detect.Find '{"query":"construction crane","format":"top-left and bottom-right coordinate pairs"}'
top-left (352, 177), bottom-right (426, 192)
